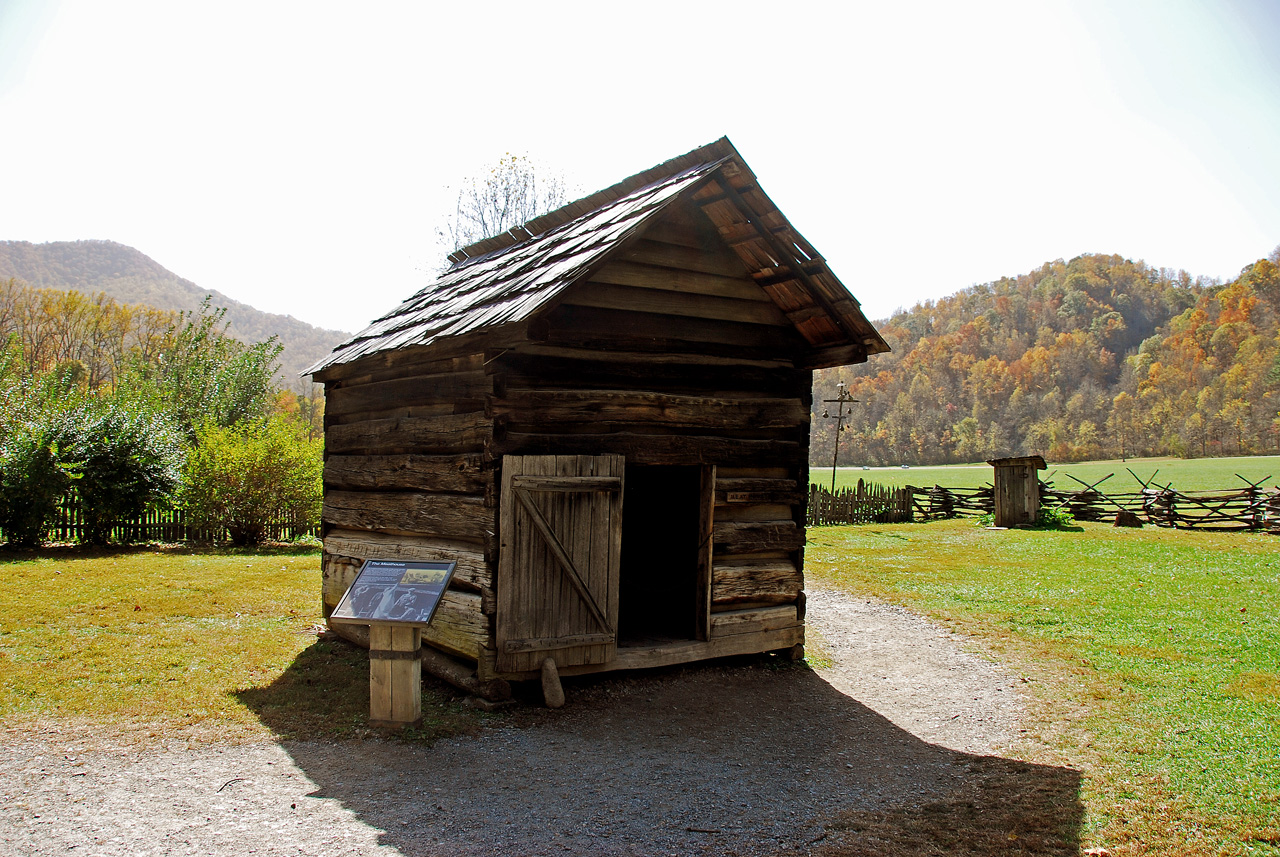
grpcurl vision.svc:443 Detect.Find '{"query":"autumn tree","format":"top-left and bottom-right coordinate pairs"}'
top-left (0, 279), bottom-right (177, 390)
top-left (812, 251), bottom-right (1280, 465)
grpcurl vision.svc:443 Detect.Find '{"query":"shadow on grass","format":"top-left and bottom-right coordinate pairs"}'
top-left (236, 653), bottom-right (1083, 856)
top-left (234, 636), bottom-right (482, 742)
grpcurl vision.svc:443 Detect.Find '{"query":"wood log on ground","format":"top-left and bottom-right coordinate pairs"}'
top-left (420, 645), bottom-right (511, 702)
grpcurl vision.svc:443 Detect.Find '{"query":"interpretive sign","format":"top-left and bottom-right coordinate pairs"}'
top-left (330, 559), bottom-right (456, 626)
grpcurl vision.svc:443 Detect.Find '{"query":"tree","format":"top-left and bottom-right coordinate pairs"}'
top-left (436, 154), bottom-right (569, 257)
top-left (125, 299), bottom-right (281, 437)
top-left (1108, 391), bottom-right (1138, 461)
top-left (272, 380), bottom-right (324, 442)
top-left (0, 280), bottom-right (178, 391)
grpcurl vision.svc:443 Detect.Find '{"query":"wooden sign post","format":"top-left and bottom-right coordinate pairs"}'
top-left (329, 559), bottom-right (456, 729)
top-left (369, 624), bottom-right (422, 727)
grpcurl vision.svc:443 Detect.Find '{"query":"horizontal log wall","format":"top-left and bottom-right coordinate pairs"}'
top-left (321, 350), bottom-right (497, 662)
top-left (710, 466), bottom-right (805, 621)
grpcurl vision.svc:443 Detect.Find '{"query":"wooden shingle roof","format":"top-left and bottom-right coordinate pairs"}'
top-left (307, 137), bottom-right (888, 375)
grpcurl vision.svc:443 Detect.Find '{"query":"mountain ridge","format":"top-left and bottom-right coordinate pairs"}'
top-left (0, 239), bottom-right (349, 382)
top-left (815, 250), bottom-right (1280, 465)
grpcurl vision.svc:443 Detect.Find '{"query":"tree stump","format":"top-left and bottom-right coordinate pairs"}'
top-left (1113, 510), bottom-right (1143, 528)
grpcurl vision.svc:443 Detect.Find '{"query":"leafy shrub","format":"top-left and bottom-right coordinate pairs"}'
top-left (0, 418), bottom-right (75, 547)
top-left (1033, 505), bottom-right (1076, 530)
top-left (181, 417), bottom-right (322, 546)
top-left (974, 506), bottom-right (1075, 530)
top-left (60, 400), bottom-right (184, 545)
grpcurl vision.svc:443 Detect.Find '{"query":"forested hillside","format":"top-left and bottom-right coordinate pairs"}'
top-left (0, 240), bottom-right (348, 381)
top-left (814, 251), bottom-right (1280, 466)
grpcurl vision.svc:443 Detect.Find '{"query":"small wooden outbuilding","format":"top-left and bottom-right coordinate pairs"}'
top-left (987, 455), bottom-right (1047, 527)
top-left (307, 138), bottom-right (889, 694)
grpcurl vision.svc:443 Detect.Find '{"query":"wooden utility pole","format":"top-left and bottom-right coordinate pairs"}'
top-left (822, 382), bottom-right (859, 493)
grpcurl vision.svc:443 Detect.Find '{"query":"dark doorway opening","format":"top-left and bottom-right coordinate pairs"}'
top-left (618, 464), bottom-right (700, 645)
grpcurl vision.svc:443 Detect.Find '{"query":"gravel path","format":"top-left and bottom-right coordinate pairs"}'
top-left (1, 587), bottom-right (1026, 856)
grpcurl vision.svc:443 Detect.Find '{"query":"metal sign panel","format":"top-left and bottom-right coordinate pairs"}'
top-left (330, 559), bottom-right (456, 626)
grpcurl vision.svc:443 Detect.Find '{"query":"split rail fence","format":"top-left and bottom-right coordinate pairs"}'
top-left (808, 479), bottom-right (1280, 532)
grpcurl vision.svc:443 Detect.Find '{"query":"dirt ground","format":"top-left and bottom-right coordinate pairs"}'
top-left (0, 587), bottom-right (1081, 856)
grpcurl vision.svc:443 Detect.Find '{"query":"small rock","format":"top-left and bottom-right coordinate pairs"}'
top-left (541, 657), bottom-right (565, 709)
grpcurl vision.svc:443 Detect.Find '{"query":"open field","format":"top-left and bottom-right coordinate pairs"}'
top-left (0, 546), bottom-right (480, 742)
top-left (816, 454), bottom-right (1280, 494)
top-left (807, 518), bottom-right (1280, 856)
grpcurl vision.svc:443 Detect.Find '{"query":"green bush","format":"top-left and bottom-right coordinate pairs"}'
top-left (0, 418), bottom-right (75, 547)
top-left (974, 506), bottom-right (1075, 530)
top-left (181, 417), bottom-right (322, 546)
top-left (1032, 505), bottom-right (1076, 530)
top-left (60, 401), bottom-right (184, 545)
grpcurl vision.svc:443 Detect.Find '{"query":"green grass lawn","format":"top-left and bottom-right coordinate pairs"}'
top-left (0, 546), bottom-right (481, 742)
top-left (806, 518), bottom-right (1280, 856)
top-left (817, 454), bottom-right (1280, 494)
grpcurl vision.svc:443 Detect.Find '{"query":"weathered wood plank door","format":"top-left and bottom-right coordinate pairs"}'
top-left (497, 454), bottom-right (625, 673)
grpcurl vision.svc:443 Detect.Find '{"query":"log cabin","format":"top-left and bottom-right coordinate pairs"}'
top-left (307, 137), bottom-right (890, 699)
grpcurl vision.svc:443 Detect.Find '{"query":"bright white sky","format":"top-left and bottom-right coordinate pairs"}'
top-left (1, 0), bottom-right (1277, 334)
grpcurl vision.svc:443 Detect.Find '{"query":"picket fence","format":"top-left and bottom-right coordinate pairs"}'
top-left (807, 480), bottom-right (914, 525)
top-left (32, 492), bottom-right (320, 545)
